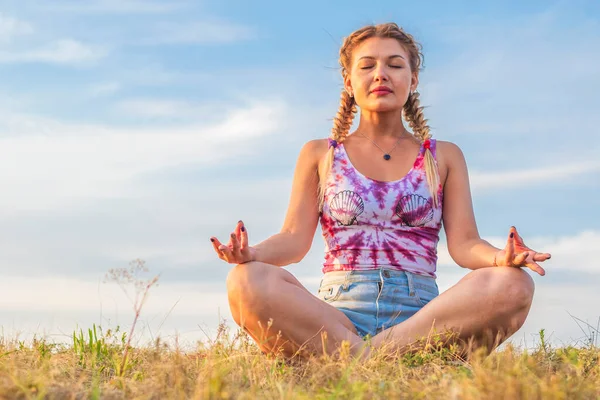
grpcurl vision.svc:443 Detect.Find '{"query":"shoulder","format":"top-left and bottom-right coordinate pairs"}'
top-left (436, 140), bottom-right (465, 159)
top-left (298, 138), bottom-right (331, 164)
top-left (434, 140), bottom-right (467, 186)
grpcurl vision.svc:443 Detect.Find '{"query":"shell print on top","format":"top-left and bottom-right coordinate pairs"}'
top-left (329, 190), bottom-right (364, 226)
top-left (319, 139), bottom-right (444, 278)
top-left (395, 194), bottom-right (434, 227)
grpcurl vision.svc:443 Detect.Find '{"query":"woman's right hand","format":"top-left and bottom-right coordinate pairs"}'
top-left (210, 220), bottom-right (257, 264)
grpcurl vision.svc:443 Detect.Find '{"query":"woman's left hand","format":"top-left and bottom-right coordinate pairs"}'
top-left (494, 226), bottom-right (551, 276)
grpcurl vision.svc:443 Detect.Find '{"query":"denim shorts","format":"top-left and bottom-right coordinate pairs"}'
top-left (316, 268), bottom-right (439, 339)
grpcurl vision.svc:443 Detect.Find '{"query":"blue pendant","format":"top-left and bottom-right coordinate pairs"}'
top-left (383, 154), bottom-right (391, 160)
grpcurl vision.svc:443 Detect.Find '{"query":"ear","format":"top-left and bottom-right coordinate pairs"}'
top-left (411, 72), bottom-right (419, 92)
top-left (343, 74), bottom-right (353, 95)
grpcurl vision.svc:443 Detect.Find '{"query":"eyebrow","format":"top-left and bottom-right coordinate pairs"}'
top-left (358, 55), bottom-right (405, 61)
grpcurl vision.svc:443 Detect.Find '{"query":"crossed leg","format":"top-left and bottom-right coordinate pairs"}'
top-left (226, 261), bottom-right (367, 359)
top-left (371, 266), bottom-right (535, 357)
top-left (226, 262), bottom-right (535, 360)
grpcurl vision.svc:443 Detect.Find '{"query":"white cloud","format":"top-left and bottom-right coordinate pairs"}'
top-left (0, 275), bottom-right (232, 348)
top-left (114, 98), bottom-right (231, 119)
top-left (522, 230), bottom-right (599, 274)
top-left (470, 161), bottom-right (600, 191)
top-left (0, 275), bottom-right (226, 316)
top-left (0, 13), bottom-right (34, 43)
top-left (0, 39), bottom-right (107, 65)
top-left (0, 99), bottom-right (286, 212)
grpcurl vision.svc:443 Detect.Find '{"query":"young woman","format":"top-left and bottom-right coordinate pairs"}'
top-left (210, 22), bottom-right (551, 360)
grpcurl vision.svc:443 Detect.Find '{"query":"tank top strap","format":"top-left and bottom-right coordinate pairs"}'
top-left (330, 139), bottom-right (344, 163)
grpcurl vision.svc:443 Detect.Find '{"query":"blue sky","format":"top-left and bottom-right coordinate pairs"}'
top-left (0, 0), bottom-right (599, 348)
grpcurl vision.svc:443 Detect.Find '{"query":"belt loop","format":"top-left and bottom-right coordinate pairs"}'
top-left (342, 271), bottom-right (350, 290)
top-left (406, 271), bottom-right (416, 296)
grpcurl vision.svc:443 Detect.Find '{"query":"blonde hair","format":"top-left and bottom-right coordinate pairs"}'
top-left (317, 22), bottom-right (440, 212)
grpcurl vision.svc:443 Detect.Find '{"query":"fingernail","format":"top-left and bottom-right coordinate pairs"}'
top-left (238, 220), bottom-right (242, 224)
top-left (241, 226), bottom-right (245, 232)
top-left (231, 233), bottom-right (235, 238)
top-left (210, 238), bottom-right (214, 242)
top-left (510, 233), bottom-right (514, 238)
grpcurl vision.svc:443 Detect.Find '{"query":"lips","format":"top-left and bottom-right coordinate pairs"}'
top-left (371, 86), bottom-right (392, 93)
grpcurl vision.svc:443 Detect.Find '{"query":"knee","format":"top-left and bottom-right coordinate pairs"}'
top-left (483, 267), bottom-right (535, 312)
top-left (226, 262), bottom-right (273, 308)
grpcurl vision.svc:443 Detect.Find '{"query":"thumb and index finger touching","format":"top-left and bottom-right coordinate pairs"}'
top-left (505, 226), bottom-right (550, 276)
top-left (508, 226), bottom-right (552, 260)
top-left (210, 220), bottom-right (250, 261)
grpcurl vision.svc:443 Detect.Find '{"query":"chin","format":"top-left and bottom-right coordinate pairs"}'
top-left (363, 102), bottom-right (402, 113)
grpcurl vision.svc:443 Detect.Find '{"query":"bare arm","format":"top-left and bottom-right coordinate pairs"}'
top-left (252, 139), bottom-right (325, 267)
top-left (440, 141), bottom-right (499, 270)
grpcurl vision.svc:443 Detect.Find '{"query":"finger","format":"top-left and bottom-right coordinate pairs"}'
top-left (219, 245), bottom-right (234, 262)
top-left (212, 237), bottom-right (233, 258)
top-left (532, 252), bottom-right (551, 262)
top-left (525, 261), bottom-right (546, 276)
top-left (512, 251), bottom-right (529, 266)
top-left (210, 237), bottom-right (225, 255)
top-left (234, 220), bottom-right (243, 238)
top-left (505, 228), bottom-right (516, 265)
top-left (240, 223), bottom-right (249, 251)
top-left (512, 226), bottom-right (527, 247)
top-left (230, 232), bottom-right (242, 259)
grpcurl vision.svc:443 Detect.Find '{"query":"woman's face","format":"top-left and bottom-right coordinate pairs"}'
top-left (345, 37), bottom-right (418, 113)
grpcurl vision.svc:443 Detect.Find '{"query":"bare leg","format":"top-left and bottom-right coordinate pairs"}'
top-left (226, 261), bottom-right (367, 359)
top-left (371, 267), bottom-right (535, 357)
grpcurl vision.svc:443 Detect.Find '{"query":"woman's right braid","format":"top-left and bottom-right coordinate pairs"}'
top-left (331, 90), bottom-right (357, 142)
top-left (318, 89), bottom-right (357, 212)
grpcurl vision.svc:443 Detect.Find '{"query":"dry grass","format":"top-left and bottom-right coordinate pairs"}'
top-left (0, 321), bottom-right (598, 399)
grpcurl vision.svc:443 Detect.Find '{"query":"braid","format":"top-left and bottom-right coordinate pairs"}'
top-left (403, 91), bottom-right (430, 141)
top-left (317, 90), bottom-right (357, 212)
top-left (332, 90), bottom-right (357, 142)
top-left (403, 91), bottom-right (440, 207)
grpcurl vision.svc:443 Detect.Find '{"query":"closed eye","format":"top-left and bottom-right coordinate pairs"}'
top-left (360, 65), bottom-right (403, 70)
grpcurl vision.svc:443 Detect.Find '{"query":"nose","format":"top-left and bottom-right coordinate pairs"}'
top-left (373, 63), bottom-right (389, 81)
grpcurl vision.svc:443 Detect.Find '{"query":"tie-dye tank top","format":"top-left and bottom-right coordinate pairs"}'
top-left (319, 138), bottom-right (444, 278)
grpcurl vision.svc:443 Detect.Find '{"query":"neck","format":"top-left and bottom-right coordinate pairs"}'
top-left (354, 109), bottom-right (411, 139)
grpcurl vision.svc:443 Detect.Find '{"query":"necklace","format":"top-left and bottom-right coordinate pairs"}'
top-left (359, 132), bottom-right (403, 161)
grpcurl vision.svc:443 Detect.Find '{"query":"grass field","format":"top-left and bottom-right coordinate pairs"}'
top-left (0, 321), bottom-right (598, 399)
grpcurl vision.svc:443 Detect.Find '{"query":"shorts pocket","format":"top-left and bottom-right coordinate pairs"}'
top-left (317, 282), bottom-right (344, 303)
top-left (413, 282), bottom-right (439, 307)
